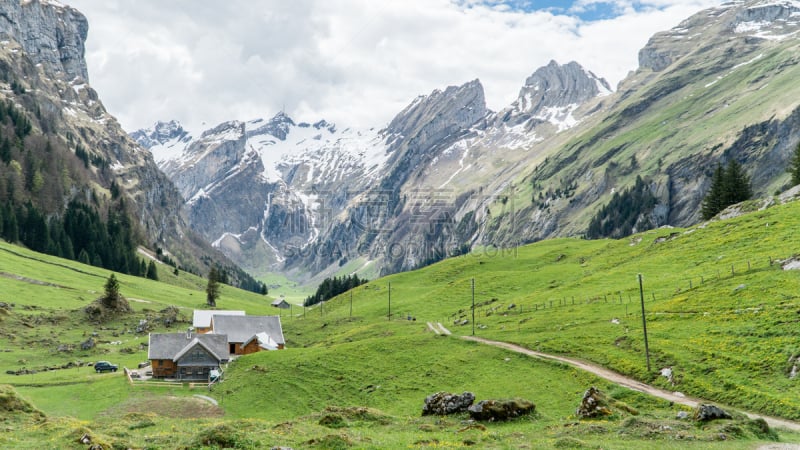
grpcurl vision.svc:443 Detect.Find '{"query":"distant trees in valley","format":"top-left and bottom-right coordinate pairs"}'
top-left (304, 274), bottom-right (368, 307)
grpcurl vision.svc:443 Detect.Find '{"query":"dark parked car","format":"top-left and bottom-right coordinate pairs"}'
top-left (94, 361), bottom-right (118, 373)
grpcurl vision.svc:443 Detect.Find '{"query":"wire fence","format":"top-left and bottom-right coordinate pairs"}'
top-left (287, 254), bottom-right (792, 330)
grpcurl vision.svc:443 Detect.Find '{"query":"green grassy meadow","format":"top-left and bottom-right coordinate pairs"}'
top-left (4, 200), bottom-right (800, 447)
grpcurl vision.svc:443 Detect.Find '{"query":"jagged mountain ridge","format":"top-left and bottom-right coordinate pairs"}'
top-left (137, 0), bottom-right (800, 285)
top-left (135, 61), bottom-right (610, 279)
top-left (483, 0), bottom-right (800, 245)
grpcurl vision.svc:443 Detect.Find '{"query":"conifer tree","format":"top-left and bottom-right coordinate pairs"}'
top-left (76, 249), bottom-right (89, 264)
top-left (206, 267), bottom-right (220, 307)
top-left (103, 273), bottom-right (121, 309)
top-left (701, 159), bottom-right (752, 220)
top-left (722, 159), bottom-right (751, 205)
top-left (789, 142), bottom-right (800, 186)
top-left (146, 260), bottom-right (158, 280)
top-left (0, 137), bottom-right (10, 164)
top-left (701, 164), bottom-right (726, 220)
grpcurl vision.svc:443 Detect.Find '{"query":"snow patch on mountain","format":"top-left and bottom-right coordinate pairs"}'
top-left (732, 0), bottom-right (800, 39)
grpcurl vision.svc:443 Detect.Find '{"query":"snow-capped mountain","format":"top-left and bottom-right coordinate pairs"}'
top-left (136, 0), bottom-right (800, 286)
top-left (132, 111), bottom-right (394, 272)
top-left (134, 60), bottom-right (608, 279)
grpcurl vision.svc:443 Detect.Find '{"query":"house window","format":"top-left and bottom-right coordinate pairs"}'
top-left (230, 343), bottom-right (236, 353)
top-left (188, 348), bottom-right (207, 361)
top-left (157, 360), bottom-right (163, 367)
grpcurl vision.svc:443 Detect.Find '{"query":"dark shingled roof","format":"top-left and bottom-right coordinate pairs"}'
top-left (211, 315), bottom-right (285, 345)
top-left (271, 299), bottom-right (290, 309)
top-left (148, 332), bottom-right (229, 361)
top-left (192, 309), bottom-right (245, 328)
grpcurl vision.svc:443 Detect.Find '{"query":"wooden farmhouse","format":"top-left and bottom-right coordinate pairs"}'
top-left (271, 299), bottom-right (291, 309)
top-left (210, 315), bottom-right (285, 355)
top-left (147, 331), bottom-right (230, 380)
top-left (192, 310), bottom-right (244, 333)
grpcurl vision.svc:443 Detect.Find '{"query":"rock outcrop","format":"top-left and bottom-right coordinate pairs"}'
top-left (0, 0), bottom-right (89, 80)
top-left (576, 387), bottom-right (613, 419)
top-left (130, 120), bottom-right (191, 149)
top-left (467, 398), bottom-right (536, 421)
top-left (499, 60), bottom-right (610, 128)
top-left (694, 404), bottom-right (732, 422)
top-left (421, 391), bottom-right (475, 416)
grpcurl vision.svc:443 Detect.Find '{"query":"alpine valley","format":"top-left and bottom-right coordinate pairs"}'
top-left (6, 1), bottom-right (800, 448)
top-left (134, 0), bottom-right (800, 288)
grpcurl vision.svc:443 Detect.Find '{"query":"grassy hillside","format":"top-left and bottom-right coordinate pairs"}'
top-left (479, 20), bottom-right (800, 246)
top-left (282, 197), bottom-right (800, 422)
top-left (0, 240), bottom-right (272, 388)
top-left (4, 199), bottom-right (800, 447)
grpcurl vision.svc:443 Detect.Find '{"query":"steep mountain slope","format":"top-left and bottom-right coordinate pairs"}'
top-left (137, 0), bottom-right (800, 285)
top-left (132, 114), bottom-right (390, 272)
top-left (0, 0), bottom-right (256, 285)
top-left (482, 0), bottom-right (800, 245)
top-left (136, 62), bottom-right (610, 279)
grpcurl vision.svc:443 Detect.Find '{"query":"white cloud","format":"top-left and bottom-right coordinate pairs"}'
top-left (65, 0), bottom-right (720, 132)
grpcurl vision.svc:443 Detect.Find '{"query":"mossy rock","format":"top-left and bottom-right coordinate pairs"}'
top-left (468, 398), bottom-right (535, 421)
top-left (0, 384), bottom-right (44, 418)
top-left (319, 413), bottom-right (347, 429)
top-left (188, 423), bottom-right (255, 449)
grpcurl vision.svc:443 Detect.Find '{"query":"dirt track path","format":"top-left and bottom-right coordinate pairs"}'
top-left (462, 335), bottom-right (800, 432)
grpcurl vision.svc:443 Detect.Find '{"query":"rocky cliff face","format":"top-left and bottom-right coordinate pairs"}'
top-left (134, 110), bottom-right (388, 273)
top-left (130, 120), bottom-right (190, 149)
top-left (0, 0), bottom-right (88, 80)
top-left (499, 60), bottom-right (611, 128)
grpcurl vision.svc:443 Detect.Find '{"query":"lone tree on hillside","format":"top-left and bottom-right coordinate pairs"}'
top-left (206, 267), bottom-right (220, 307)
top-left (103, 274), bottom-right (120, 308)
top-left (146, 260), bottom-right (158, 281)
top-left (789, 142), bottom-right (800, 186)
top-left (701, 159), bottom-right (752, 220)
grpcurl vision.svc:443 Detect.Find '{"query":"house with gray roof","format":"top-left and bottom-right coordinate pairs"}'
top-left (271, 299), bottom-right (291, 309)
top-left (210, 315), bottom-right (285, 355)
top-left (148, 331), bottom-right (230, 380)
top-left (192, 310), bottom-right (245, 333)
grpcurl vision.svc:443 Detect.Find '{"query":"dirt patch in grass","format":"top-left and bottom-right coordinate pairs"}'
top-left (100, 393), bottom-right (223, 419)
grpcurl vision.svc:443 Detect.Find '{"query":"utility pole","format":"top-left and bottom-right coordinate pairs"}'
top-left (350, 291), bottom-right (353, 319)
top-left (638, 274), bottom-right (651, 372)
top-left (471, 278), bottom-right (475, 336)
top-left (388, 282), bottom-right (391, 321)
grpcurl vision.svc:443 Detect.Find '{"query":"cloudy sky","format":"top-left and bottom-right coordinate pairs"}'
top-left (66, 0), bottom-right (720, 133)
